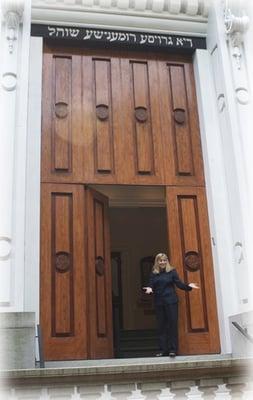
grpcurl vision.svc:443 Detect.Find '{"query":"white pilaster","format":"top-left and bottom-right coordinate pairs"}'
top-left (24, 36), bottom-right (43, 321)
top-left (206, 0), bottom-right (253, 314)
top-left (193, 49), bottom-right (237, 353)
top-left (0, 0), bottom-right (32, 311)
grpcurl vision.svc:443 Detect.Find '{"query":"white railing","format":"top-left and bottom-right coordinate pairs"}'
top-left (2, 382), bottom-right (253, 399)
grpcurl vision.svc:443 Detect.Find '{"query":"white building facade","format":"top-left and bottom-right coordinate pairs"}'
top-left (0, 0), bottom-right (253, 371)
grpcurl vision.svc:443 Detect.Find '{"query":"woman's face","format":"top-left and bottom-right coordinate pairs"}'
top-left (158, 256), bottom-right (168, 269)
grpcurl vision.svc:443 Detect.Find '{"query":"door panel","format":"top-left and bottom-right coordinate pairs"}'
top-left (165, 186), bottom-right (220, 354)
top-left (85, 187), bottom-right (113, 359)
top-left (40, 183), bottom-right (87, 360)
top-left (82, 55), bottom-right (120, 183)
top-left (158, 61), bottom-right (204, 186)
top-left (120, 57), bottom-right (164, 184)
top-left (41, 53), bottom-right (83, 183)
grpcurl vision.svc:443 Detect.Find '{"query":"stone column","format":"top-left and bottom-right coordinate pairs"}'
top-left (0, 0), bottom-right (31, 310)
top-left (0, 0), bottom-right (36, 369)
top-left (223, 0), bottom-right (253, 309)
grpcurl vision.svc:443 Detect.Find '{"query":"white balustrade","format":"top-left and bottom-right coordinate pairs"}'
top-left (127, 384), bottom-right (146, 400)
top-left (71, 386), bottom-right (81, 400)
top-left (157, 387), bottom-right (176, 399)
top-left (185, 385), bottom-right (204, 399)
top-left (241, 382), bottom-right (253, 400)
top-left (99, 385), bottom-right (116, 400)
top-left (214, 384), bottom-right (232, 399)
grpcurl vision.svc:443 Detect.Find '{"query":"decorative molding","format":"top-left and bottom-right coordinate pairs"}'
top-left (31, 0), bottom-right (209, 17)
top-left (0, 236), bottom-right (12, 261)
top-left (223, 1), bottom-right (250, 106)
top-left (184, 251), bottom-right (201, 272)
top-left (217, 93), bottom-right (226, 113)
top-left (1, 72), bottom-right (17, 91)
top-left (31, 0), bottom-right (209, 37)
top-left (55, 251), bottom-right (71, 273)
top-left (1, 0), bottom-right (25, 53)
top-left (233, 241), bottom-right (244, 264)
top-left (224, 2), bottom-right (249, 70)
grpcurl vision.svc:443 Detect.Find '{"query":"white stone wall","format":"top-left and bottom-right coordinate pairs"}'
top-left (206, 0), bottom-right (253, 312)
top-left (0, 0), bottom-right (32, 312)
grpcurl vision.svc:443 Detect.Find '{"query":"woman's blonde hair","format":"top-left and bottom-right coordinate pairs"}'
top-left (152, 253), bottom-right (175, 274)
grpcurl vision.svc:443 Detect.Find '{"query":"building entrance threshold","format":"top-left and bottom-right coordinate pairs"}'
top-left (44, 353), bottom-right (233, 370)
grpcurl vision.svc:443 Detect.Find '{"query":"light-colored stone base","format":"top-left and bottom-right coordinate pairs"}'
top-left (0, 312), bottom-right (35, 370)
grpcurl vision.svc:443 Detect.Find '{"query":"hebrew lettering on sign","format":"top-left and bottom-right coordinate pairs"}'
top-left (45, 26), bottom-right (198, 50)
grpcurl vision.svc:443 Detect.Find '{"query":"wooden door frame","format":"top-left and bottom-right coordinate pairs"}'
top-left (26, 40), bottom-right (226, 353)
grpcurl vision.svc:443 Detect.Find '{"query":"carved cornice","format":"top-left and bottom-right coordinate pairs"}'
top-left (1, 0), bottom-right (25, 53)
top-left (31, 0), bottom-right (209, 36)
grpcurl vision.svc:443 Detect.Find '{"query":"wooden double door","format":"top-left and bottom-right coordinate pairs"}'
top-left (40, 44), bottom-right (220, 360)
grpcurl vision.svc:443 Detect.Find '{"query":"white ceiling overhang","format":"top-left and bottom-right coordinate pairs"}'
top-left (31, 0), bottom-right (209, 37)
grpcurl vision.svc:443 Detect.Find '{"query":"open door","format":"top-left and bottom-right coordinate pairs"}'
top-left (40, 184), bottom-right (113, 360)
top-left (85, 186), bottom-right (113, 359)
top-left (165, 186), bottom-right (220, 354)
top-left (40, 183), bottom-right (87, 360)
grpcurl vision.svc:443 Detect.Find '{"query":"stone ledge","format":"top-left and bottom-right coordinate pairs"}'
top-left (1, 356), bottom-right (252, 387)
top-left (0, 312), bottom-right (35, 329)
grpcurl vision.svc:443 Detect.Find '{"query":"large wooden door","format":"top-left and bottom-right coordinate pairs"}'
top-left (40, 184), bottom-right (113, 360)
top-left (166, 186), bottom-right (220, 354)
top-left (41, 44), bottom-right (220, 359)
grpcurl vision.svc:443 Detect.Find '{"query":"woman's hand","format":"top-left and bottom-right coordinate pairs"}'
top-left (143, 287), bottom-right (153, 294)
top-left (189, 283), bottom-right (199, 289)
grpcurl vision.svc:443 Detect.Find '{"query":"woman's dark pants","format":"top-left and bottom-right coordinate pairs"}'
top-left (155, 303), bottom-right (178, 354)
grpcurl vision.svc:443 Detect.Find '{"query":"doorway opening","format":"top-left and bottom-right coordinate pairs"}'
top-left (91, 185), bottom-right (168, 358)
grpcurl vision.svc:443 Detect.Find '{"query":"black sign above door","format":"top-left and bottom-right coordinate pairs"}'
top-left (31, 24), bottom-right (206, 51)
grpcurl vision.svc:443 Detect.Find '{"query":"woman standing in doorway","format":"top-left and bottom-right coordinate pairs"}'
top-left (143, 253), bottom-right (199, 357)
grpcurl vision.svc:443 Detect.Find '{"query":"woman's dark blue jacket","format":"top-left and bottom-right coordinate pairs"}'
top-left (148, 269), bottom-right (192, 306)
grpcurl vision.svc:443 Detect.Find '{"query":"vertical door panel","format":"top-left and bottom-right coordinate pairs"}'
top-left (121, 57), bottom-right (164, 184)
top-left (82, 55), bottom-right (119, 184)
top-left (40, 183), bottom-right (87, 360)
top-left (132, 61), bottom-right (154, 174)
top-left (159, 61), bottom-right (204, 186)
top-left (166, 186), bottom-right (220, 354)
top-left (85, 187), bottom-right (113, 358)
top-left (41, 51), bottom-right (83, 183)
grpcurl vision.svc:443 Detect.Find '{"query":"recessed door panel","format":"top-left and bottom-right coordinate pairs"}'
top-left (158, 61), bottom-right (205, 186)
top-left (41, 52), bottom-right (83, 183)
